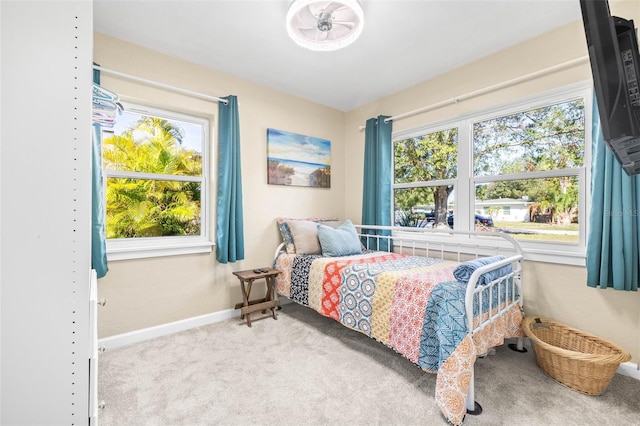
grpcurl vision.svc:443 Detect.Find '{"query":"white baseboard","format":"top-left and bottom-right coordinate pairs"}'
top-left (98, 308), bottom-right (238, 350)
top-left (98, 297), bottom-right (293, 350)
top-left (617, 361), bottom-right (640, 381)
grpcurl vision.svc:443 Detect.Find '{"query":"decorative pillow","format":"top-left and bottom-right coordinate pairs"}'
top-left (452, 256), bottom-right (512, 287)
top-left (277, 217), bottom-right (339, 254)
top-left (317, 219), bottom-right (362, 257)
top-left (277, 219), bottom-right (296, 253)
top-left (287, 220), bottom-right (322, 255)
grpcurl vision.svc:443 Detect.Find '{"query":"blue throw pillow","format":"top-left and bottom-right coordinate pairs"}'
top-left (453, 256), bottom-right (512, 287)
top-left (317, 219), bottom-right (362, 257)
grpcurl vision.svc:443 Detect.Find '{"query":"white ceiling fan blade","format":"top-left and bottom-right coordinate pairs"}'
top-left (325, 30), bottom-right (339, 41)
top-left (333, 7), bottom-right (358, 22)
top-left (331, 23), bottom-right (352, 38)
top-left (297, 5), bottom-right (318, 27)
top-left (297, 24), bottom-right (318, 31)
top-left (323, 2), bottom-right (343, 15)
top-left (300, 28), bottom-right (320, 39)
top-left (331, 20), bottom-right (355, 29)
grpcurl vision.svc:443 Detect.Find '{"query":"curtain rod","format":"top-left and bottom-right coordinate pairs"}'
top-left (358, 56), bottom-right (589, 130)
top-left (93, 65), bottom-right (228, 104)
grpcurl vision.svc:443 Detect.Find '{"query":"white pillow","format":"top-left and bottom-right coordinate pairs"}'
top-left (277, 217), bottom-right (339, 254)
top-left (287, 220), bottom-right (322, 255)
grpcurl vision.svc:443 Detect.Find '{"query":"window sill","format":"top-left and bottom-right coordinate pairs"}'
top-left (389, 229), bottom-right (586, 267)
top-left (106, 239), bottom-right (214, 261)
top-left (520, 246), bottom-right (586, 267)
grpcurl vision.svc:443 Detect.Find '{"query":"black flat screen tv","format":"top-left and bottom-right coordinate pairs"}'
top-left (580, 0), bottom-right (640, 175)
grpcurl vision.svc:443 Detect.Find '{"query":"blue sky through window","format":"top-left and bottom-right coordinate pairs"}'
top-left (112, 110), bottom-right (203, 154)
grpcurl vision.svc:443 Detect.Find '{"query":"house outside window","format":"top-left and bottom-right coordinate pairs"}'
top-left (392, 83), bottom-right (591, 265)
top-left (101, 103), bottom-right (212, 259)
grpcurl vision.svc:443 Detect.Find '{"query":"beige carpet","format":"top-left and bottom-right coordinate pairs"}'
top-left (98, 302), bottom-right (640, 425)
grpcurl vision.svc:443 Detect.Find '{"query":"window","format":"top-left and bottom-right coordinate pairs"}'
top-left (473, 98), bottom-right (584, 244)
top-left (393, 127), bottom-right (457, 228)
top-left (392, 84), bottom-right (591, 264)
top-left (102, 103), bottom-right (212, 259)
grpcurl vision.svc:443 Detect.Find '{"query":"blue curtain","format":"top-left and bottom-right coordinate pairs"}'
top-left (586, 94), bottom-right (639, 291)
top-left (92, 67), bottom-right (108, 278)
top-left (361, 115), bottom-right (392, 251)
top-left (216, 95), bottom-right (245, 263)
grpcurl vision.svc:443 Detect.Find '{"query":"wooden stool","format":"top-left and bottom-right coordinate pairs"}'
top-left (232, 267), bottom-right (281, 327)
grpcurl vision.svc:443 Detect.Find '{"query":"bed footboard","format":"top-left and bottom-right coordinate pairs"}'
top-left (355, 225), bottom-right (526, 418)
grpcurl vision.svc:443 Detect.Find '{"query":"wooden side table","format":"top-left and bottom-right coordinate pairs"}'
top-left (232, 267), bottom-right (281, 327)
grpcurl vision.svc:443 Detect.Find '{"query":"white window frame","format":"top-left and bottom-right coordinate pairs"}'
top-left (392, 82), bottom-right (593, 266)
top-left (102, 102), bottom-right (213, 260)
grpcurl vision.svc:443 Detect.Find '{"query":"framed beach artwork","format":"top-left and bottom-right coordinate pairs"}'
top-left (267, 128), bottom-right (331, 188)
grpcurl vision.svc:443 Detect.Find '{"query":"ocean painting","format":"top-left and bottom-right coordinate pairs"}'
top-left (267, 128), bottom-right (331, 188)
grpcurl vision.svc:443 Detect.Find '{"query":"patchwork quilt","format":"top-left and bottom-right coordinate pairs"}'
top-left (274, 251), bottom-right (523, 425)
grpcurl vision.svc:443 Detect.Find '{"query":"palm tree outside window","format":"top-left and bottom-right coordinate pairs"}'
top-left (101, 103), bottom-right (211, 259)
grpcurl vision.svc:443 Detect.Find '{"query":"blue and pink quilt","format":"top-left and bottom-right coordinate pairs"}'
top-left (275, 251), bottom-right (523, 425)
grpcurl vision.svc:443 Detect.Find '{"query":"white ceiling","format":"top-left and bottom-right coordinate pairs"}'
top-left (93, 0), bottom-right (583, 112)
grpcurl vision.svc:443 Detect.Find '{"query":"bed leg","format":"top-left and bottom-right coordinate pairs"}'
top-left (508, 337), bottom-right (527, 353)
top-left (465, 370), bottom-right (483, 415)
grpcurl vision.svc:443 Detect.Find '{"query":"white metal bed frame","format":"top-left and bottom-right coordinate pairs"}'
top-left (274, 224), bottom-right (526, 416)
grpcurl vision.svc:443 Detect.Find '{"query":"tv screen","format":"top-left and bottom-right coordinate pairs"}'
top-left (580, 0), bottom-right (640, 175)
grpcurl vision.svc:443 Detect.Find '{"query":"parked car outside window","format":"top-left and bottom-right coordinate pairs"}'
top-left (447, 213), bottom-right (494, 228)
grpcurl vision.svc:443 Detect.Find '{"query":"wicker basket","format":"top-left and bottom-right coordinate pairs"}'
top-left (522, 317), bottom-right (631, 395)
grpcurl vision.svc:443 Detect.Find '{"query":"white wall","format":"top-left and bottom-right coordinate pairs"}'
top-left (1, 1), bottom-right (93, 423)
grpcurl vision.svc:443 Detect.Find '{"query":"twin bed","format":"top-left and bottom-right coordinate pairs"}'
top-left (273, 218), bottom-right (525, 425)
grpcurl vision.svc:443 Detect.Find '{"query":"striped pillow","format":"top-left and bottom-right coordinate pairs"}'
top-left (317, 219), bottom-right (362, 257)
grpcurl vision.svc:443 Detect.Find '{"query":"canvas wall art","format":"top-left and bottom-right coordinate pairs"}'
top-left (267, 128), bottom-right (331, 188)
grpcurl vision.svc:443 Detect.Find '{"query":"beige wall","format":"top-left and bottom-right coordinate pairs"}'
top-left (97, 1), bottom-right (640, 363)
top-left (344, 1), bottom-right (640, 361)
top-left (95, 33), bottom-right (345, 337)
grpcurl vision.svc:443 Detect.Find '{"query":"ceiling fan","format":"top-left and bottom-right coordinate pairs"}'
top-left (286, 0), bottom-right (364, 51)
